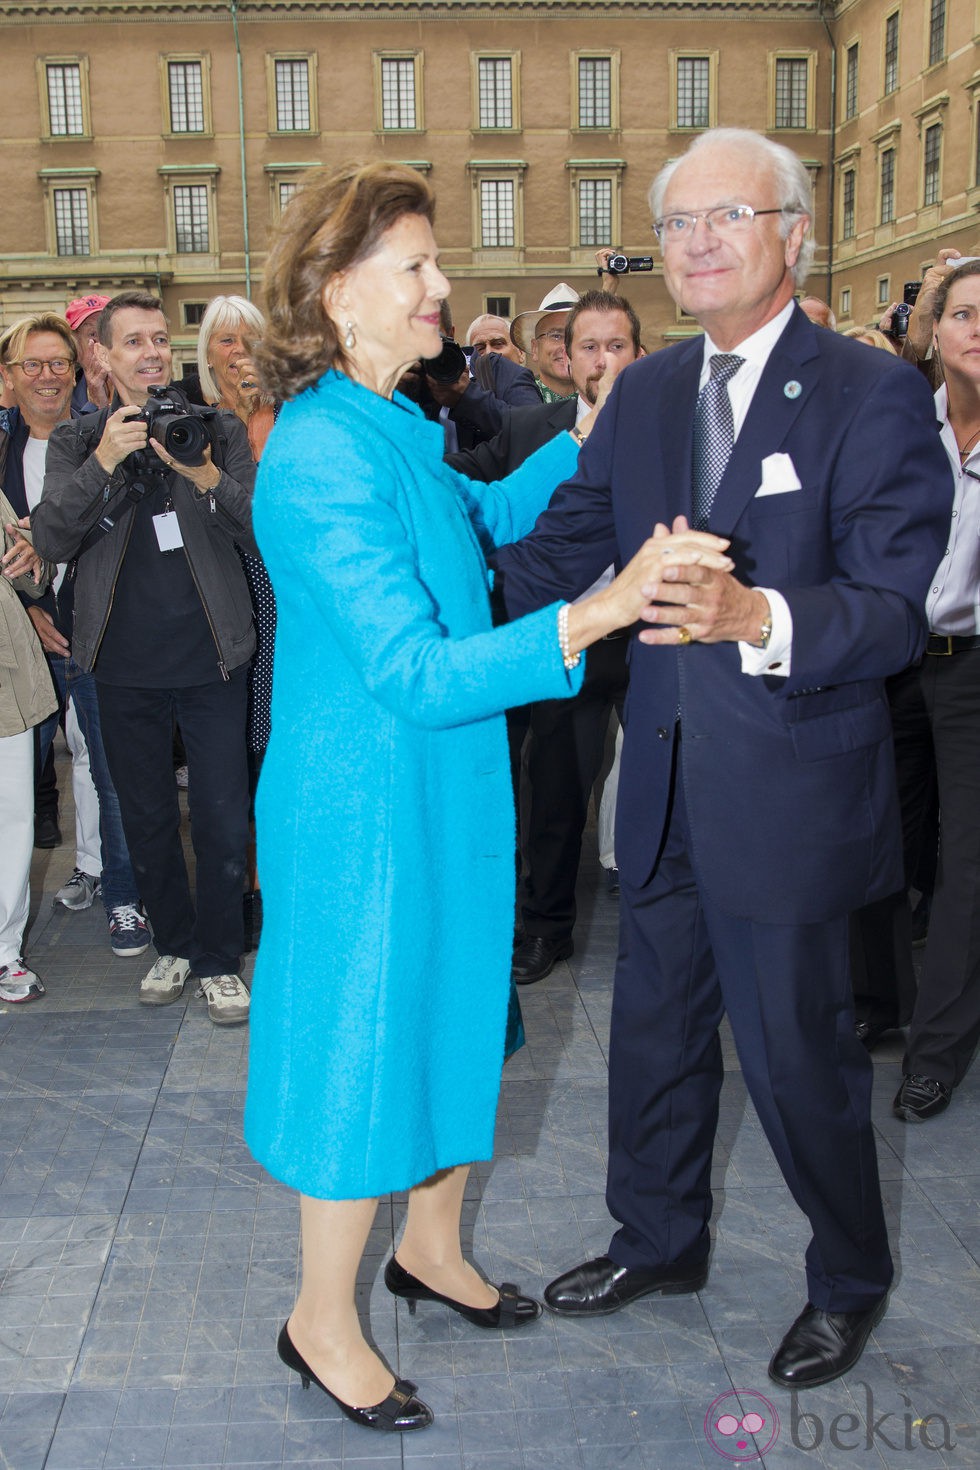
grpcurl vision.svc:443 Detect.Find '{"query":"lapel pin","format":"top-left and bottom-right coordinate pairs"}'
top-left (783, 380), bottom-right (802, 400)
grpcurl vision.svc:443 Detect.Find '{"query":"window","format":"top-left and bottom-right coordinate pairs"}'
top-left (38, 58), bottom-right (90, 139)
top-left (174, 184), bottom-right (209, 252)
top-left (47, 62), bottom-right (84, 135)
top-left (265, 163), bottom-right (316, 223)
top-left (570, 56), bottom-right (617, 130)
top-left (879, 148), bottom-right (896, 223)
top-left (480, 180), bottom-right (515, 247)
top-left (841, 169), bottom-right (856, 238)
top-left (578, 178), bottom-right (612, 247)
top-left (278, 180), bottom-right (299, 213)
top-left (476, 56), bottom-right (515, 130)
top-left (845, 44), bottom-right (859, 120)
top-left (883, 13), bottom-right (899, 95)
top-left (928, 0), bottom-right (945, 67)
top-left (467, 160), bottom-right (526, 255)
top-left (486, 295), bottom-right (512, 318)
top-left (275, 58), bottom-right (311, 131)
top-left (923, 123), bottom-right (942, 205)
top-left (378, 55), bottom-right (419, 130)
top-left (53, 187), bottom-right (89, 255)
top-left (676, 57), bottom-right (710, 130)
top-left (168, 60), bottom-right (205, 133)
top-left (877, 275), bottom-right (891, 305)
top-left (840, 287), bottom-right (851, 317)
top-left (774, 57), bottom-right (810, 129)
top-left (182, 302), bottom-right (208, 327)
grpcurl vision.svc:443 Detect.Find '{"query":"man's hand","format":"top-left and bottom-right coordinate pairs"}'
top-left (27, 604), bottom-right (69, 656)
top-left (634, 516), bottom-right (769, 646)
top-left (94, 403), bottom-right (147, 474)
top-left (595, 248), bottom-right (621, 295)
top-left (2, 519), bottom-right (43, 584)
top-left (149, 439), bottom-right (222, 496)
top-left (84, 365), bottom-right (113, 411)
top-left (425, 365), bottom-right (470, 409)
top-left (905, 248), bottom-right (966, 357)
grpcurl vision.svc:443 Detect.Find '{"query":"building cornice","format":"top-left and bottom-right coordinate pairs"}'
top-left (0, 0), bottom-right (828, 20)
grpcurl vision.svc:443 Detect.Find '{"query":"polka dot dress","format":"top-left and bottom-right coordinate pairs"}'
top-left (240, 550), bottom-right (276, 755)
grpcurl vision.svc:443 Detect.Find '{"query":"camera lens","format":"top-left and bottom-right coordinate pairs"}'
top-left (164, 417), bottom-right (210, 464)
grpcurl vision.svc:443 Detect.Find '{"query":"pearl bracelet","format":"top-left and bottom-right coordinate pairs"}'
top-left (558, 602), bottom-right (581, 671)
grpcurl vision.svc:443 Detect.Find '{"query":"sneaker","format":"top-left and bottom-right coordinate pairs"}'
top-left (196, 973), bottom-right (250, 1025)
top-left (54, 868), bottom-right (102, 911)
top-left (0, 960), bottom-right (46, 1004)
top-left (108, 904), bottom-right (151, 958)
top-left (893, 1073), bottom-right (951, 1122)
top-left (140, 953), bottom-right (190, 1006)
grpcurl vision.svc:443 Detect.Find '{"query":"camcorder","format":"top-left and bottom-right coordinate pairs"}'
top-left (605, 253), bottom-right (654, 276)
top-left (127, 383), bottom-right (218, 480)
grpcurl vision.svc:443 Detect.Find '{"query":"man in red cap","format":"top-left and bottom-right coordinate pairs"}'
top-left (65, 295), bottom-right (111, 412)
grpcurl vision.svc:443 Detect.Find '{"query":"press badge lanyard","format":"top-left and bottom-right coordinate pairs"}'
top-left (152, 494), bottom-right (184, 552)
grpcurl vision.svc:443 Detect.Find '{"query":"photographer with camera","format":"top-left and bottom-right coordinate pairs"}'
top-left (32, 291), bottom-right (257, 1026)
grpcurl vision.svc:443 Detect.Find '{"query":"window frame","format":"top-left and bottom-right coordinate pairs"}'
top-left (38, 166), bottom-right (99, 257)
top-left (841, 166), bottom-right (857, 239)
top-left (264, 162), bottom-right (319, 224)
top-left (883, 11), bottom-right (900, 96)
top-left (37, 56), bottom-right (91, 141)
top-left (879, 146), bottom-right (896, 224)
top-left (844, 41), bottom-right (859, 121)
top-left (571, 51), bottom-right (620, 132)
top-left (769, 51), bottom-right (817, 132)
top-left (922, 120), bottom-right (942, 207)
top-left (566, 159), bottom-right (625, 261)
top-left (374, 51), bottom-right (424, 133)
top-left (669, 50), bottom-right (717, 132)
top-left (471, 52), bottom-right (521, 132)
top-left (161, 54), bottom-right (212, 138)
top-left (927, 0), bottom-right (946, 69)
top-left (158, 164), bottom-right (220, 261)
top-left (839, 287), bottom-right (852, 318)
top-left (466, 159), bottom-right (526, 261)
top-left (266, 52), bottom-right (318, 136)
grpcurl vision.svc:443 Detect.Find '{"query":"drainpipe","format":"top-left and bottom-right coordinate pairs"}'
top-left (820, 1), bottom-right (836, 306)
top-left (230, 0), bottom-right (252, 298)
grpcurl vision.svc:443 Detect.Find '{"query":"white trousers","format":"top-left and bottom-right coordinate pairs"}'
top-left (0, 729), bottom-right (34, 967)
top-left (65, 702), bottom-right (101, 877)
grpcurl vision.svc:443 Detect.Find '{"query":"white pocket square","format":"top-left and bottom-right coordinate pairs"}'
top-left (756, 452), bottom-right (803, 497)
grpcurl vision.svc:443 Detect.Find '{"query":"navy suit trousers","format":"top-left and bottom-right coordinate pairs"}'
top-left (608, 740), bottom-right (893, 1312)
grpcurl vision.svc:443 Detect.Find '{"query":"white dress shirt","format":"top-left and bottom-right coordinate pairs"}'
top-left (926, 383), bottom-right (980, 636)
top-left (698, 302), bottom-right (796, 676)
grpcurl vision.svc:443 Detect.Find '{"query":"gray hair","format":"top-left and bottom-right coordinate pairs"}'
top-left (648, 128), bottom-right (815, 287)
top-left (197, 294), bottom-right (266, 405)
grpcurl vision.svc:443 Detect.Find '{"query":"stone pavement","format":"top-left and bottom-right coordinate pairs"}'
top-left (1, 752), bottom-right (978, 1470)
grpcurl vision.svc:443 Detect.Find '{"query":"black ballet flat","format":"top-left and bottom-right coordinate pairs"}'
top-left (276, 1323), bottom-right (433, 1432)
top-left (384, 1255), bottom-right (542, 1329)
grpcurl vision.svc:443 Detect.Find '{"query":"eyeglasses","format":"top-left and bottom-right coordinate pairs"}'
top-left (652, 205), bottom-right (796, 242)
top-left (535, 329), bottom-right (566, 344)
top-left (8, 357), bottom-right (74, 377)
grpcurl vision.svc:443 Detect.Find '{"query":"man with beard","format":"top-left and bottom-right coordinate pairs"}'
top-left (450, 291), bottom-right (641, 982)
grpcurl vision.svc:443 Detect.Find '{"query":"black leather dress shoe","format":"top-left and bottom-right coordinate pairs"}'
top-left (854, 1015), bottom-right (898, 1052)
top-left (544, 1254), bottom-right (708, 1316)
top-left (768, 1296), bottom-right (887, 1388)
top-left (893, 1073), bottom-right (951, 1121)
top-left (34, 814), bottom-right (62, 849)
top-left (511, 935), bottom-right (573, 986)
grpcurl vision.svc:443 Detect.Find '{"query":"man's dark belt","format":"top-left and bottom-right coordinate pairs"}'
top-left (926, 633), bottom-right (980, 655)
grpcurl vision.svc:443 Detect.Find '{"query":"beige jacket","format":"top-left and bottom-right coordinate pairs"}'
top-left (0, 489), bottom-right (58, 737)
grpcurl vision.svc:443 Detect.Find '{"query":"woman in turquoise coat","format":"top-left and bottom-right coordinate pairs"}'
top-left (245, 160), bottom-right (731, 1435)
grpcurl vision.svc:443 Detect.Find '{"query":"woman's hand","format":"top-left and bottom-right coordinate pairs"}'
top-left (565, 517), bottom-right (733, 654)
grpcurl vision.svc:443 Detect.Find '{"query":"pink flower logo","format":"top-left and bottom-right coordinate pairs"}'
top-left (704, 1389), bottom-right (780, 1461)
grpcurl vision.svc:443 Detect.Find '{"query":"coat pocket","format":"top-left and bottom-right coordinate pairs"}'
top-left (790, 698), bottom-right (891, 762)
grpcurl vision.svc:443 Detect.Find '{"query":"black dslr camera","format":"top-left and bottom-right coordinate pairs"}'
top-left (422, 336), bottom-right (471, 385)
top-left (131, 384), bottom-right (217, 474)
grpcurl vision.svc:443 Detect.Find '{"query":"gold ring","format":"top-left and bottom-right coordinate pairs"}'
top-left (677, 626), bottom-right (692, 646)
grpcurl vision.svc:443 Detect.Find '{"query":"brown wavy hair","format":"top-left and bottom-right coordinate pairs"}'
top-left (257, 160), bottom-right (436, 401)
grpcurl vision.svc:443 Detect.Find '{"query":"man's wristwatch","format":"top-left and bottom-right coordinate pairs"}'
top-left (756, 610), bottom-right (773, 650)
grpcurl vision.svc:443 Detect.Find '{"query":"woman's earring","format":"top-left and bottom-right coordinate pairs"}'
top-left (344, 322), bottom-right (356, 350)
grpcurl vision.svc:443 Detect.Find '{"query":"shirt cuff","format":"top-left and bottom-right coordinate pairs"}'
top-left (738, 588), bottom-right (792, 677)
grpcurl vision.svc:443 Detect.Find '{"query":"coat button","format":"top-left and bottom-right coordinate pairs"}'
top-left (657, 726), bottom-right (669, 740)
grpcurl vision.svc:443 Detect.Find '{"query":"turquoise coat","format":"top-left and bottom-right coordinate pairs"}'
top-left (244, 371), bottom-right (582, 1199)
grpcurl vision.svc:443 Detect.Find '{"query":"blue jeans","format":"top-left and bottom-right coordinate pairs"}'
top-left (38, 657), bottom-right (140, 912)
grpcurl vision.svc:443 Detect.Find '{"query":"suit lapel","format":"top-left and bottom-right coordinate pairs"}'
top-left (708, 307), bottom-right (820, 535)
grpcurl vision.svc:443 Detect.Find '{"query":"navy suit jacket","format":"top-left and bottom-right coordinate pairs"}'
top-left (493, 307), bottom-right (953, 924)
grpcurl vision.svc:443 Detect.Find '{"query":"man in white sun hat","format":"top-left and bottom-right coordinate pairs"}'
top-left (510, 284), bottom-right (579, 402)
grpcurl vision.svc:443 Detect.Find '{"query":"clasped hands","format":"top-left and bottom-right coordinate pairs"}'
top-left (2, 515), bottom-right (44, 586)
top-left (599, 516), bottom-right (766, 647)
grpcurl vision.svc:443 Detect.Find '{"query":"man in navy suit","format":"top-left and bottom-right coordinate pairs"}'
top-left (493, 128), bottom-right (953, 1388)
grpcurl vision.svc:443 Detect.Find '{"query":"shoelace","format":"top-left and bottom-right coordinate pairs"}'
top-left (197, 976), bottom-right (244, 1000)
top-left (110, 905), bottom-right (143, 933)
